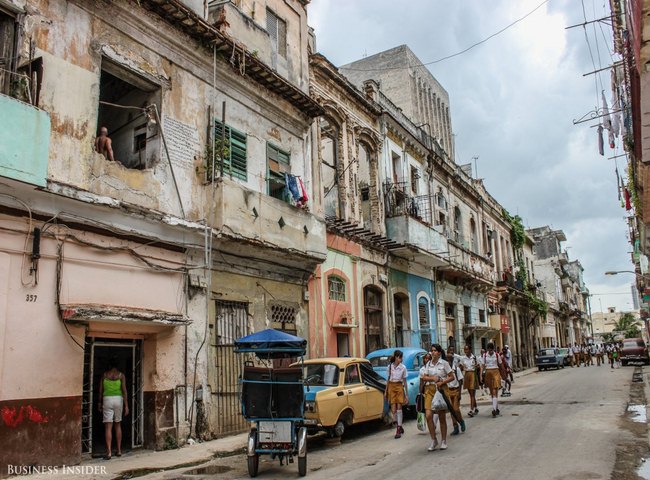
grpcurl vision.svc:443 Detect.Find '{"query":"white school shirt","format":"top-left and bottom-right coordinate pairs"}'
top-left (482, 351), bottom-right (502, 370)
top-left (572, 345), bottom-right (581, 354)
top-left (388, 362), bottom-right (407, 382)
top-left (449, 353), bottom-right (464, 381)
top-left (459, 353), bottom-right (478, 372)
top-left (419, 358), bottom-right (452, 385)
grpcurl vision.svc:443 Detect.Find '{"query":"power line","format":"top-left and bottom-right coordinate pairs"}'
top-left (342, 0), bottom-right (551, 72)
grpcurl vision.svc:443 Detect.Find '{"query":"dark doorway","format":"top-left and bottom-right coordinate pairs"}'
top-left (82, 338), bottom-right (142, 456)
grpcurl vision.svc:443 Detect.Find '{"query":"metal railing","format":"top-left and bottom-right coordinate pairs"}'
top-left (383, 181), bottom-right (433, 225)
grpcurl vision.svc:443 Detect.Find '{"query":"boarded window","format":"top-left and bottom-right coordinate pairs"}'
top-left (267, 143), bottom-right (291, 200)
top-left (213, 120), bottom-right (247, 181)
top-left (328, 276), bottom-right (346, 302)
top-left (0, 10), bottom-right (16, 96)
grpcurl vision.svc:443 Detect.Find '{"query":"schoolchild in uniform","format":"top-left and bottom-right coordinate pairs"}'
top-left (501, 346), bottom-right (512, 397)
top-left (460, 344), bottom-right (479, 417)
top-left (446, 346), bottom-right (466, 436)
top-left (385, 350), bottom-right (408, 439)
top-left (480, 342), bottom-right (503, 418)
top-left (420, 344), bottom-right (455, 451)
top-left (572, 343), bottom-right (582, 367)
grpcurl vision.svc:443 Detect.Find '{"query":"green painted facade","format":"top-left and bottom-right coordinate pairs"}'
top-left (0, 94), bottom-right (50, 187)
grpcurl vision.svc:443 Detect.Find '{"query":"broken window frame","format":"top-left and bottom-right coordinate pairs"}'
top-left (0, 6), bottom-right (20, 98)
top-left (266, 8), bottom-right (287, 58)
top-left (97, 58), bottom-right (162, 170)
top-left (267, 142), bottom-right (291, 201)
top-left (327, 275), bottom-right (346, 302)
top-left (212, 120), bottom-right (248, 181)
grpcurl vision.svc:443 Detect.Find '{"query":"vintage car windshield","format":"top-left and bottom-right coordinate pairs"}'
top-left (538, 349), bottom-right (556, 356)
top-left (623, 340), bottom-right (643, 348)
top-left (368, 356), bottom-right (390, 367)
top-left (303, 363), bottom-right (339, 386)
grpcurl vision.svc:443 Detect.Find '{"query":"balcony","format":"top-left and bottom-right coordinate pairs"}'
top-left (441, 240), bottom-right (496, 288)
top-left (0, 93), bottom-right (50, 186)
top-left (212, 177), bottom-right (327, 271)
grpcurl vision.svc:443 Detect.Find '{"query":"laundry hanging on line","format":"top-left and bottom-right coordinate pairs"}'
top-left (283, 173), bottom-right (309, 207)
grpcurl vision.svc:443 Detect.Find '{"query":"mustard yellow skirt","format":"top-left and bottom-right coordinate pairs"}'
top-left (463, 370), bottom-right (476, 390)
top-left (387, 381), bottom-right (406, 405)
top-left (484, 369), bottom-right (501, 389)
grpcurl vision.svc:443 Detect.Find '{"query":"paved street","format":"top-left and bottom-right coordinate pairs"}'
top-left (136, 364), bottom-right (647, 480)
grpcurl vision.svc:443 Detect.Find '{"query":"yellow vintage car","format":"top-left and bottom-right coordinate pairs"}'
top-left (291, 357), bottom-right (387, 437)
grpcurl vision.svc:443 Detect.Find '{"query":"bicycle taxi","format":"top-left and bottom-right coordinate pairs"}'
top-left (234, 328), bottom-right (308, 477)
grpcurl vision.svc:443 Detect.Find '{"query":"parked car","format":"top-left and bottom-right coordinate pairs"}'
top-left (557, 347), bottom-right (571, 366)
top-left (294, 357), bottom-right (387, 437)
top-left (536, 348), bottom-right (564, 370)
top-left (620, 338), bottom-right (649, 366)
top-left (366, 347), bottom-right (428, 411)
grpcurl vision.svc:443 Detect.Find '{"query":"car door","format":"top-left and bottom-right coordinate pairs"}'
top-left (344, 363), bottom-right (369, 422)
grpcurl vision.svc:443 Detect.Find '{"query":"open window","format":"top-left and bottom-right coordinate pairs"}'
top-left (97, 59), bottom-right (161, 169)
top-left (267, 142), bottom-right (291, 200)
top-left (211, 120), bottom-right (247, 181)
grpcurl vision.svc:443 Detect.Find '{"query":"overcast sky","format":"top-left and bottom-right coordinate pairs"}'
top-left (307, 0), bottom-right (635, 314)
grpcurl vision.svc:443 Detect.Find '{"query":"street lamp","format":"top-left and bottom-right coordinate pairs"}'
top-left (605, 270), bottom-right (641, 276)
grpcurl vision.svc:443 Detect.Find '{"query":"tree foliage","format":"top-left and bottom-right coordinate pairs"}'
top-left (612, 312), bottom-right (642, 338)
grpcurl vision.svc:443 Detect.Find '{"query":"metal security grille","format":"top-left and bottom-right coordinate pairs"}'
top-left (81, 337), bottom-right (93, 453)
top-left (213, 301), bottom-right (249, 436)
top-left (270, 303), bottom-right (297, 333)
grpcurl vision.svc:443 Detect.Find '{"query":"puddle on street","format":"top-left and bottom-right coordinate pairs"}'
top-left (627, 404), bottom-right (647, 423)
top-left (638, 459), bottom-right (650, 479)
top-left (183, 465), bottom-right (232, 475)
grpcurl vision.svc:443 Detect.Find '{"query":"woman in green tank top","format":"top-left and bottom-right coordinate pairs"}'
top-left (98, 360), bottom-right (129, 460)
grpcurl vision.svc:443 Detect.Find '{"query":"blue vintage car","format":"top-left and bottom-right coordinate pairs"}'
top-left (366, 347), bottom-right (428, 410)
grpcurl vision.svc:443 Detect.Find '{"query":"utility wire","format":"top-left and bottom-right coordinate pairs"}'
top-left (342, 0), bottom-right (551, 72)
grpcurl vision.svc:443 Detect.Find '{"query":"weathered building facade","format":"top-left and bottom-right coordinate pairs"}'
top-left (0, 0), bottom-right (326, 471)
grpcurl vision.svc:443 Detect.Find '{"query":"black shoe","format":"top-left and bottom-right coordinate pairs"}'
top-left (496, 409), bottom-right (500, 416)
top-left (451, 425), bottom-right (459, 435)
top-left (492, 410), bottom-right (496, 418)
top-left (399, 425), bottom-right (404, 434)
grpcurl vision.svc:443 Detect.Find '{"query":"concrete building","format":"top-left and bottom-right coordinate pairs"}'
top-left (0, 0), bottom-right (325, 471)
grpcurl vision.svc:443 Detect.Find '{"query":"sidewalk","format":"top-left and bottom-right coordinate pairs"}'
top-left (20, 367), bottom-right (538, 480)
top-left (21, 433), bottom-right (248, 480)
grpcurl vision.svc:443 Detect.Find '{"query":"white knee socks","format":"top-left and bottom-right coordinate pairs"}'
top-left (396, 410), bottom-right (403, 426)
top-left (492, 397), bottom-right (498, 410)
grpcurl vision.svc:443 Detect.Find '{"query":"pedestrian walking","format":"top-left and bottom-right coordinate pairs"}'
top-left (480, 342), bottom-right (503, 418)
top-left (503, 345), bottom-right (514, 383)
top-left (572, 343), bottom-right (581, 367)
top-left (582, 344), bottom-right (591, 367)
top-left (385, 350), bottom-right (408, 439)
top-left (446, 346), bottom-right (466, 436)
top-left (501, 346), bottom-right (512, 397)
top-left (607, 343), bottom-right (615, 368)
top-left (460, 345), bottom-right (479, 417)
top-left (420, 344), bottom-right (455, 451)
top-left (478, 348), bottom-right (489, 396)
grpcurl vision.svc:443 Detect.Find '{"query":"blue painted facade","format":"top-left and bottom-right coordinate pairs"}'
top-left (389, 268), bottom-right (437, 349)
top-left (0, 94), bottom-right (50, 187)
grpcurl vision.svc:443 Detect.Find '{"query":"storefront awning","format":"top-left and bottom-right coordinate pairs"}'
top-left (463, 324), bottom-right (500, 339)
top-left (60, 304), bottom-right (190, 327)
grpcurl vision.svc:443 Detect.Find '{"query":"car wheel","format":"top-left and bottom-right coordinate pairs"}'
top-left (328, 419), bottom-right (346, 438)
